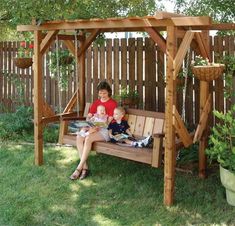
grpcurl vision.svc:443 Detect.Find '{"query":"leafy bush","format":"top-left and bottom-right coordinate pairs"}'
top-left (206, 105), bottom-right (235, 173)
top-left (0, 106), bottom-right (33, 140)
top-left (43, 125), bottom-right (59, 143)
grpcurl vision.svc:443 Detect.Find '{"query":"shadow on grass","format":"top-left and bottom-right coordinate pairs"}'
top-left (0, 142), bottom-right (234, 226)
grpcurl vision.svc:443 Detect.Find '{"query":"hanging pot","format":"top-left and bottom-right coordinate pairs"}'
top-left (176, 77), bottom-right (185, 86)
top-left (14, 57), bottom-right (33, 69)
top-left (59, 56), bottom-right (73, 65)
top-left (191, 64), bottom-right (225, 82)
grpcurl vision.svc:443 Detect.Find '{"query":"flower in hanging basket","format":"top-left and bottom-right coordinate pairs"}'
top-left (14, 41), bottom-right (34, 69)
top-left (191, 55), bottom-right (225, 82)
top-left (191, 55), bottom-right (209, 66)
top-left (17, 41), bottom-right (34, 58)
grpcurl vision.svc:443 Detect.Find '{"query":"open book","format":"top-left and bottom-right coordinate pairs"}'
top-left (73, 121), bottom-right (107, 128)
top-left (113, 133), bottom-right (129, 141)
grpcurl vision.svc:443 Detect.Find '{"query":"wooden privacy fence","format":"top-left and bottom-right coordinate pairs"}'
top-left (0, 36), bottom-right (234, 127)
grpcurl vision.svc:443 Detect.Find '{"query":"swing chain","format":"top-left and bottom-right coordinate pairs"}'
top-left (74, 30), bottom-right (79, 114)
top-left (56, 35), bottom-right (62, 113)
top-left (176, 149), bottom-right (181, 161)
top-left (181, 47), bottom-right (191, 121)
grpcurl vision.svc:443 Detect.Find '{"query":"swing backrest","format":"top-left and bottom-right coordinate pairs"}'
top-left (125, 108), bottom-right (165, 138)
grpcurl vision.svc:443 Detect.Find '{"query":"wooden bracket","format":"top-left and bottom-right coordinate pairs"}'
top-left (77, 29), bottom-right (100, 58)
top-left (144, 27), bottom-right (166, 53)
top-left (173, 31), bottom-right (194, 79)
top-left (63, 29), bottom-right (100, 57)
top-left (40, 30), bottom-right (59, 55)
top-left (174, 107), bottom-right (193, 148)
top-left (42, 99), bottom-right (55, 118)
top-left (63, 88), bottom-right (79, 113)
top-left (195, 32), bottom-right (211, 61)
top-left (193, 94), bottom-right (211, 143)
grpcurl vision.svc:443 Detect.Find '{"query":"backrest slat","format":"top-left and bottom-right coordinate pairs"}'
top-left (143, 117), bottom-right (155, 137)
top-left (126, 108), bottom-right (164, 119)
top-left (127, 114), bottom-right (137, 134)
top-left (133, 116), bottom-right (145, 136)
top-left (153, 118), bottom-right (164, 134)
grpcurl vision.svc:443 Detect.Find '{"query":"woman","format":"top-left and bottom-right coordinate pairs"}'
top-left (70, 81), bottom-right (117, 180)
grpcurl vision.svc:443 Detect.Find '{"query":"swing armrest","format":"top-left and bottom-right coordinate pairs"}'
top-left (153, 133), bottom-right (164, 138)
top-left (62, 116), bottom-right (86, 121)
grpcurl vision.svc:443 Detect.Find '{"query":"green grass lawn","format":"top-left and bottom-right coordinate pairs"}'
top-left (0, 141), bottom-right (234, 226)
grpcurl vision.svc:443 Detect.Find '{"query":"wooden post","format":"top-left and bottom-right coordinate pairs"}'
top-left (78, 32), bottom-right (86, 116)
top-left (164, 26), bottom-right (177, 206)
top-left (198, 31), bottom-right (210, 178)
top-left (198, 81), bottom-right (209, 178)
top-left (34, 30), bottom-right (43, 165)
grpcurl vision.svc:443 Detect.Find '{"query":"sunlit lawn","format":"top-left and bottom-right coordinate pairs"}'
top-left (0, 141), bottom-right (234, 226)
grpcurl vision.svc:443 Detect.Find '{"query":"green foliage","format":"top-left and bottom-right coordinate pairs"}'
top-left (2, 71), bottom-right (26, 105)
top-left (191, 55), bottom-right (209, 66)
top-left (114, 87), bottom-right (139, 106)
top-left (174, 0), bottom-right (235, 24)
top-left (0, 106), bottom-right (33, 140)
top-left (48, 49), bottom-right (74, 91)
top-left (43, 125), bottom-right (59, 143)
top-left (177, 143), bottom-right (199, 164)
top-left (219, 54), bottom-right (235, 100)
top-left (0, 0), bottom-right (157, 29)
top-left (206, 105), bottom-right (235, 173)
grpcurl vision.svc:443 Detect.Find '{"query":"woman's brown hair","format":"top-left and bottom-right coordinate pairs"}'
top-left (97, 80), bottom-right (112, 97)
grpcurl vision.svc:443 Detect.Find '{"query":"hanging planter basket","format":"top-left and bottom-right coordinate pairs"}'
top-left (191, 64), bottom-right (225, 82)
top-left (176, 77), bottom-right (185, 86)
top-left (59, 56), bottom-right (74, 65)
top-left (14, 57), bottom-right (33, 69)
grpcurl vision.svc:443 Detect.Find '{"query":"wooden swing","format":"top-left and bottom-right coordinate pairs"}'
top-left (17, 12), bottom-right (235, 206)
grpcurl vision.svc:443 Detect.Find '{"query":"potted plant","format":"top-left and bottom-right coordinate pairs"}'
top-left (14, 41), bottom-right (34, 69)
top-left (48, 49), bottom-right (74, 91)
top-left (115, 87), bottom-right (139, 108)
top-left (191, 55), bottom-right (225, 82)
top-left (206, 105), bottom-right (235, 206)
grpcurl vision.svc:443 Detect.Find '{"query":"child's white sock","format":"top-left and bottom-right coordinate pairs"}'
top-left (133, 136), bottom-right (153, 147)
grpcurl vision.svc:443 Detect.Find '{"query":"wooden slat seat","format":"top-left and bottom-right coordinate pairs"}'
top-left (93, 141), bottom-right (152, 164)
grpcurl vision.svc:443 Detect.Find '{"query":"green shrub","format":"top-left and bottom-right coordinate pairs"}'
top-left (0, 106), bottom-right (33, 140)
top-left (43, 125), bottom-right (59, 143)
top-left (206, 105), bottom-right (235, 173)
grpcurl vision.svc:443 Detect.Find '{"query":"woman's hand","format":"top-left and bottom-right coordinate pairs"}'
top-left (88, 126), bottom-right (99, 134)
top-left (86, 113), bottom-right (93, 121)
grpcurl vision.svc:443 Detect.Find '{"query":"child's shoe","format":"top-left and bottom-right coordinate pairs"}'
top-left (140, 135), bottom-right (153, 147)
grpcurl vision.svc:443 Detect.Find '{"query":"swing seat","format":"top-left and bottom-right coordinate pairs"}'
top-left (61, 107), bottom-right (165, 167)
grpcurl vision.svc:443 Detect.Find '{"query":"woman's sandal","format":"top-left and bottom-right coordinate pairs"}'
top-left (69, 168), bottom-right (82, 180)
top-left (79, 169), bottom-right (90, 180)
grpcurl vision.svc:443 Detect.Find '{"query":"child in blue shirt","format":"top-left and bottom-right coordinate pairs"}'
top-left (108, 106), bottom-right (153, 147)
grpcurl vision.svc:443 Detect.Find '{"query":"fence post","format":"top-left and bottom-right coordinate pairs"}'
top-left (232, 71), bottom-right (235, 107)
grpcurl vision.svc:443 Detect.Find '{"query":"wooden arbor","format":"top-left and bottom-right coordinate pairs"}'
top-left (17, 12), bottom-right (235, 206)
